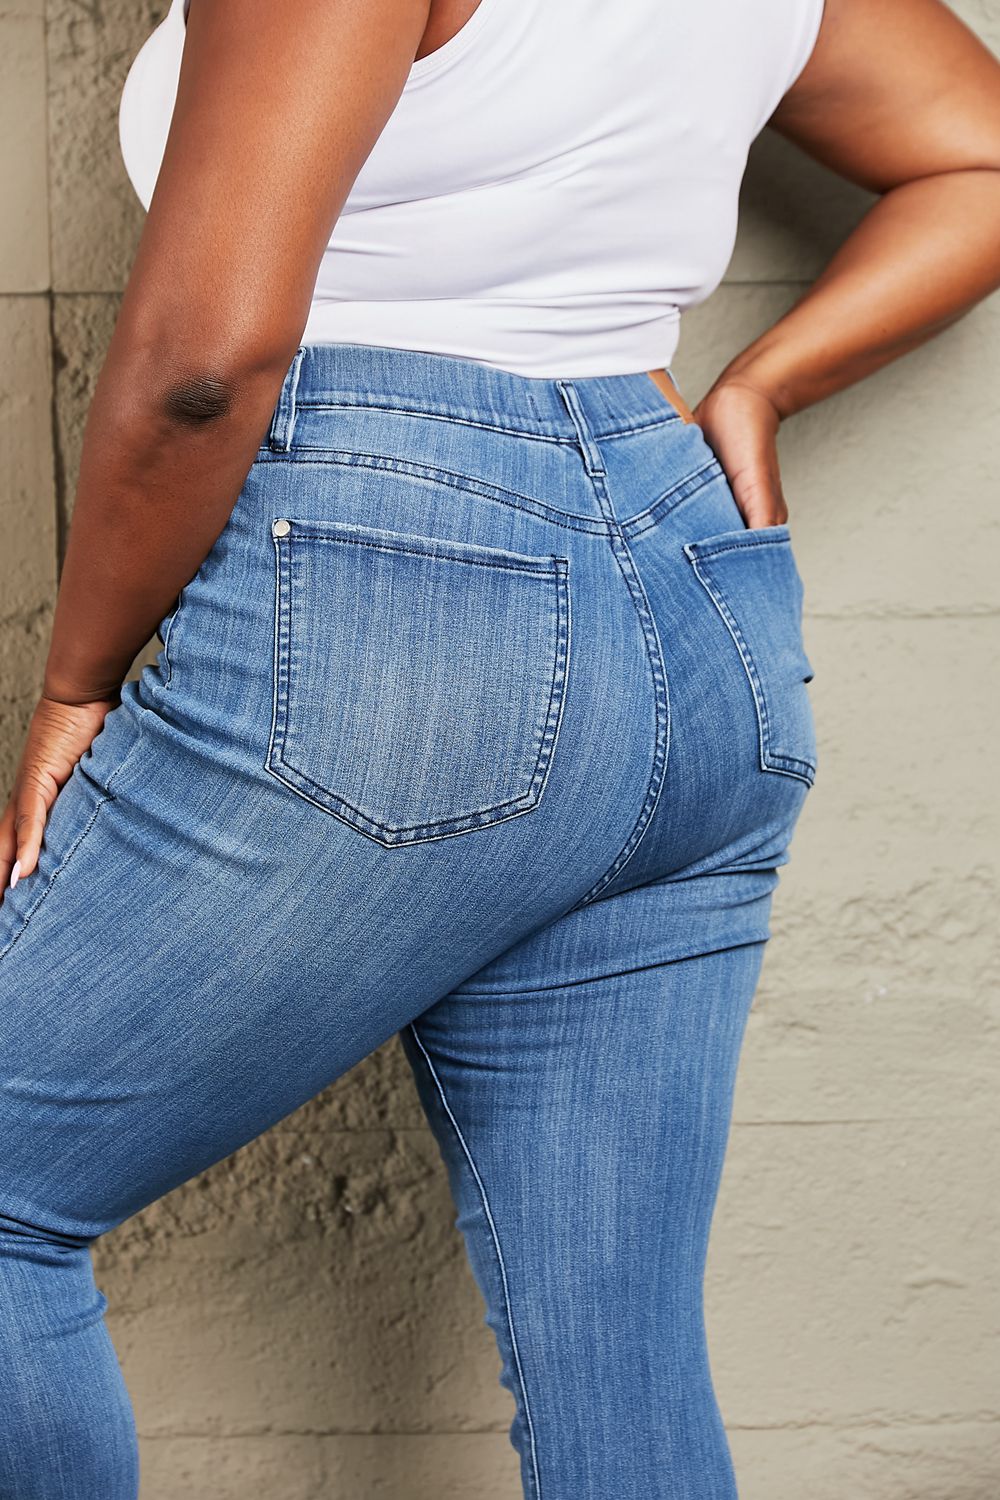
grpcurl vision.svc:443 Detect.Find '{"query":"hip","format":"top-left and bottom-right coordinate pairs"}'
top-left (105, 341), bottom-right (819, 902)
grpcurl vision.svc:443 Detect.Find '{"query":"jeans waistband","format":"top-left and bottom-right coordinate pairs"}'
top-left (266, 341), bottom-right (684, 453)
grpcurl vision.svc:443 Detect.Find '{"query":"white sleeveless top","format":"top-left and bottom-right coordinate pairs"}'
top-left (118, 0), bottom-right (824, 378)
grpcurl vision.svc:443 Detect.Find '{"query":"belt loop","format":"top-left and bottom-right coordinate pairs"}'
top-left (555, 379), bottom-right (606, 478)
top-left (268, 345), bottom-right (307, 452)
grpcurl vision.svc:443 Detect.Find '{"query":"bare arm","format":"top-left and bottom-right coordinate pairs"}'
top-left (1, 0), bottom-right (442, 892)
top-left (694, 0), bottom-right (1000, 523)
top-left (42, 0), bottom-right (433, 707)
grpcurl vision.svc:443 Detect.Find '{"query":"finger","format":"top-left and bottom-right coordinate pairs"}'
top-left (12, 786), bottom-right (52, 883)
top-left (746, 508), bottom-right (789, 531)
top-left (731, 481), bottom-right (785, 532)
top-left (0, 800), bottom-right (17, 896)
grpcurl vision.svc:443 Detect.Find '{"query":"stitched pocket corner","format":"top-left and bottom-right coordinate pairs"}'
top-left (266, 517), bottom-right (571, 846)
top-left (684, 524), bottom-right (817, 787)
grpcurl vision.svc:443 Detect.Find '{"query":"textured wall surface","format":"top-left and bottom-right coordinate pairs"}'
top-left (1, 1), bottom-right (997, 1495)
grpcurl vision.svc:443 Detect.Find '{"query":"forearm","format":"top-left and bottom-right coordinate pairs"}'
top-left (42, 330), bottom-right (293, 705)
top-left (41, 0), bottom-right (429, 707)
top-left (708, 167), bottom-right (1000, 418)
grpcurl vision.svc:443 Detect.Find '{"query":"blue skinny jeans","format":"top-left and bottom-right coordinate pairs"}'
top-left (0, 341), bottom-right (817, 1499)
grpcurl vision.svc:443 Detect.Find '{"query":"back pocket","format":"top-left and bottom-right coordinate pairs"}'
top-left (266, 517), bottom-right (571, 846)
top-left (683, 524), bottom-right (817, 787)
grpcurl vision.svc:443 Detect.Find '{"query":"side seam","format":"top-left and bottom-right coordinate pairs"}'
top-left (0, 794), bottom-right (111, 966)
top-left (0, 710), bottom-right (148, 966)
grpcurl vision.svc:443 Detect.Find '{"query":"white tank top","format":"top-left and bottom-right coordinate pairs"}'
top-left (118, 0), bottom-right (824, 378)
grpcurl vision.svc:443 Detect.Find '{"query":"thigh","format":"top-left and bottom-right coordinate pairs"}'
top-left (0, 727), bottom-right (480, 1242)
top-left (402, 871), bottom-right (776, 1500)
top-left (0, 454), bottom-right (651, 1246)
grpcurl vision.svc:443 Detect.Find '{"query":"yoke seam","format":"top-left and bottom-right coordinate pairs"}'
top-left (619, 457), bottom-right (725, 539)
top-left (254, 451), bottom-right (612, 535)
top-left (289, 399), bottom-right (682, 445)
top-left (292, 404), bottom-right (574, 445)
top-left (407, 1021), bottom-right (542, 1499)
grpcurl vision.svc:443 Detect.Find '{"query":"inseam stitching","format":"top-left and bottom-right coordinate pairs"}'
top-left (407, 1020), bottom-right (542, 1499)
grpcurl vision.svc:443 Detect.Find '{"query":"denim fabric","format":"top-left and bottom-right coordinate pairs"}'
top-left (0, 341), bottom-right (817, 1499)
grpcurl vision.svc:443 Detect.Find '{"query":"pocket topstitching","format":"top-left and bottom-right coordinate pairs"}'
top-left (266, 517), bottom-right (572, 846)
top-left (683, 523), bottom-right (817, 787)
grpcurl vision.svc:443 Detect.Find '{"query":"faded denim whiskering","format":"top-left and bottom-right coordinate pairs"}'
top-left (0, 340), bottom-right (817, 1500)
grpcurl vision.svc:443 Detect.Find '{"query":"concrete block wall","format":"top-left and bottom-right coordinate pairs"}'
top-left (0, 2), bottom-right (996, 1495)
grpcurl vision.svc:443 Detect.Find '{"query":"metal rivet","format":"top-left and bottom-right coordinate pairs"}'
top-left (272, 518), bottom-right (291, 537)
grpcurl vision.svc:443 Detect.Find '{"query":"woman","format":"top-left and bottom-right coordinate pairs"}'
top-left (1, 0), bottom-right (997, 1494)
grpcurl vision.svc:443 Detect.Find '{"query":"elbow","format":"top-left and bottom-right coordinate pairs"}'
top-left (155, 345), bottom-right (296, 431)
top-left (153, 337), bottom-right (303, 429)
top-left (162, 374), bottom-right (236, 428)
top-left (107, 311), bottom-right (303, 433)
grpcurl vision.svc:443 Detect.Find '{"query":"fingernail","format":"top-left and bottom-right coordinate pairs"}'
top-left (9, 859), bottom-right (20, 890)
